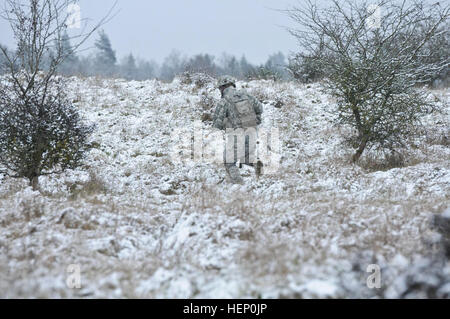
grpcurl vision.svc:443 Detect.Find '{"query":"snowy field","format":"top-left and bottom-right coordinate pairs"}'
top-left (0, 75), bottom-right (449, 298)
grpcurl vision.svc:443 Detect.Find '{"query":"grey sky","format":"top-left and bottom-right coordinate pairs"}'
top-left (0, 0), bottom-right (301, 65)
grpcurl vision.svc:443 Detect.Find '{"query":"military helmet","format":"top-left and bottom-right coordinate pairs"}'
top-left (216, 76), bottom-right (236, 89)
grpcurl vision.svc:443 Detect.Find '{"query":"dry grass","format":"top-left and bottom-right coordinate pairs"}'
top-left (68, 170), bottom-right (108, 200)
top-left (358, 150), bottom-right (407, 171)
top-left (0, 78), bottom-right (448, 298)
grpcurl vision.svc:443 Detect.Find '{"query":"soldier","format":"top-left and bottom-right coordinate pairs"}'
top-left (213, 76), bottom-right (263, 184)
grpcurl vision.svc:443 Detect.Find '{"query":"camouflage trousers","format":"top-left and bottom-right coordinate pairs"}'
top-left (223, 133), bottom-right (263, 184)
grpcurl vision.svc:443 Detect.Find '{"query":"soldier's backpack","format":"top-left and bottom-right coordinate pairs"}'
top-left (225, 90), bottom-right (258, 128)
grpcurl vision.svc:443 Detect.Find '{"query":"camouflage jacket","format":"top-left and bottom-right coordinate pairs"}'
top-left (212, 87), bottom-right (263, 130)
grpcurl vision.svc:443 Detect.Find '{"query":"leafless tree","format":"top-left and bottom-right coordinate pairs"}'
top-left (0, 0), bottom-right (116, 96)
top-left (0, 0), bottom-right (116, 189)
top-left (286, 0), bottom-right (449, 162)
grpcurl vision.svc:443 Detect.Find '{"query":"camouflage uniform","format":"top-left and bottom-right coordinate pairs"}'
top-left (213, 77), bottom-right (263, 184)
top-left (213, 88), bottom-right (263, 130)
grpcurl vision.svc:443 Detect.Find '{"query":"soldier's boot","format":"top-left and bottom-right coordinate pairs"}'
top-left (225, 164), bottom-right (244, 184)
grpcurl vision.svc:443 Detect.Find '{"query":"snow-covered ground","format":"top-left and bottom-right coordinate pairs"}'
top-left (0, 75), bottom-right (449, 298)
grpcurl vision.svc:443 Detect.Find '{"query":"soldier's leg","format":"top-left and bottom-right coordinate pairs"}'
top-left (255, 160), bottom-right (263, 178)
top-left (224, 132), bottom-right (243, 184)
top-left (244, 131), bottom-right (263, 178)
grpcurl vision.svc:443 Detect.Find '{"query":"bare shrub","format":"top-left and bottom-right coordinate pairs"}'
top-left (286, 0), bottom-right (449, 162)
top-left (0, 0), bottom-right (114, 190)
top-left (0, 75), bottom-right (94, 190)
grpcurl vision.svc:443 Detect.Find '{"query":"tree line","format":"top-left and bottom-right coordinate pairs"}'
top-left (1, 29), bottom-right (291, 82)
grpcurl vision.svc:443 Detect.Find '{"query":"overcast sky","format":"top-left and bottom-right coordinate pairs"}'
top-left (0, 0), bottom-right (302, 64)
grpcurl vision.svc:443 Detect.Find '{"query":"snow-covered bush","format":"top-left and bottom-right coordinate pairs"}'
top-left (179, 72), bottom-right (215, 90)
top-left (0, 0), bottom-right (110, 190)
top-left (245, 66), bottom-right (283, 82)
top-left (287, 0), bottom-right (449, 162)
top-left (0, 75), bottom-right (94, 189)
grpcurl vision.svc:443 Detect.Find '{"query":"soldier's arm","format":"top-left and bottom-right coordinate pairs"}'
top-left (250, 95), bottom-right (263, 125)
top-left (213, 101), bottom-right (227, 130)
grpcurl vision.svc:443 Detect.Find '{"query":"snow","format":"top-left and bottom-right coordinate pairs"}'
top-left (0, 75), bottom-right (449, 298)
top-left (297, 280), bottom-right (339, 298)
top-left (443, 207), bottom-right (450, 219)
